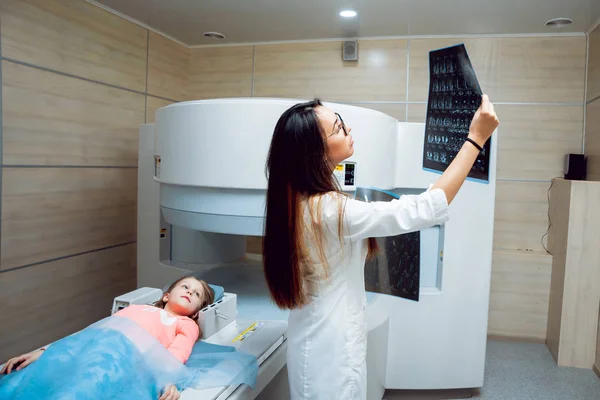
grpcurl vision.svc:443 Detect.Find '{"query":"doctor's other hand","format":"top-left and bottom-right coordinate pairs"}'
top-left (159, 384), bottom-right (181, 400)
top-left (468, 94), bottom-right (499, 147)
top-left (0, 349), bottom-right (44, 374)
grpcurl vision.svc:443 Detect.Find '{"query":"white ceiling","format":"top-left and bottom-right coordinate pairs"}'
top-left (90, 0), bottom-right (600, 46)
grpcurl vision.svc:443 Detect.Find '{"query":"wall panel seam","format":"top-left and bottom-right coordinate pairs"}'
top-left (251, 46), bottom-right (256, 97)
top-left (583, 33), bottom-right (590, 153)
top-left (336, 100), bottom-right (584, 106)
top-left (0, 57), bottom-right (177, 103)
top-left (1, 165), bottom-right (138, 169)
top-left (587, 95), bottom-right (600, 105)
top-left (405, 39), bottom-right (410, 121)
top-left (0, 241), bottom-right (137, 274)
top-left (145, 30), bottom-right (150, 122)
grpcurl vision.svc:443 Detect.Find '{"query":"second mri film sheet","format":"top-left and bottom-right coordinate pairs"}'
top-left (356, 187), bottom-right (421, 302)
top-left (423, 44), bottom-right (491, 182)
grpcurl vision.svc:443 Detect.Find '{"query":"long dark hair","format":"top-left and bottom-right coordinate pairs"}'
top-left (263, 99), bottom-right (377, 309)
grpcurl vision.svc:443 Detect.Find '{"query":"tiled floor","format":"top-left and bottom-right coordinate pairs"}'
top-left (384, 340), bottom-right (600, 400)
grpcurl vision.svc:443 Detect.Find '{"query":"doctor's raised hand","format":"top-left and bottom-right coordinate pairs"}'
top-left (468, 94), bottom-right (499, 147)
top-left (430, 94), bottom-right (499, 204)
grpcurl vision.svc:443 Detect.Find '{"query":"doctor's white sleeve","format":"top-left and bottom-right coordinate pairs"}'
top-left (339, 188), bottom-right (449, 240)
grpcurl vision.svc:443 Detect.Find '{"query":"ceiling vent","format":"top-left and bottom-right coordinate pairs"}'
top-left (545, 18), bottom-right (573, 28)
top-left (203, 32), bottom-right (226, 40)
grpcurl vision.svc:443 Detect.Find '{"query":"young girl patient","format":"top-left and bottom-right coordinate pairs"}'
top-left (1, 275), bottom-right (215, 400)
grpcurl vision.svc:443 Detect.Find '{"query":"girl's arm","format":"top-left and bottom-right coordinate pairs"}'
top-left (158, 320), bottom-right (199, 399)
top-left (1, 348), bottom-right (45, 374)
top-left (159, 384), bottom-right (181, 400)
top-left (167, 319), bottom-right (200, 364)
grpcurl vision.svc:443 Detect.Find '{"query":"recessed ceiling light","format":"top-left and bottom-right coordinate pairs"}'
top-left (340, 10), bottom-right (357, 18)
top-left (203, 32), bottom-right (226, 40)
top-left (545, 17), bottom-right (573, 28)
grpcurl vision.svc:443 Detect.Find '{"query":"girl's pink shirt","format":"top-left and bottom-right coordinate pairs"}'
top-left (115, 304), bottom-right (199, 363)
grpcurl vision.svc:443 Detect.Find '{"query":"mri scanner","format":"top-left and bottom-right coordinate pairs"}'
top-left (135, 97), bottom-right (497, 399)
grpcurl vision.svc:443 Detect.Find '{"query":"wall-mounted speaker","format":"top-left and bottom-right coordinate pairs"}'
top-left (564, 153), bottom-right (587, 180)
top-left (342, 40), bottom-right (358, 61)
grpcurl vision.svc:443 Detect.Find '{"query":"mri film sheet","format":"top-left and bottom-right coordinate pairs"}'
top-left (356, 187), bottom-right (421, 302)
top-left (423, 44), bottom-right (490, 182)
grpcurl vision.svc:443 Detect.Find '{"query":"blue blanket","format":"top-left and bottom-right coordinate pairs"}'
top-left (0, 316), bottom-right (258, 400)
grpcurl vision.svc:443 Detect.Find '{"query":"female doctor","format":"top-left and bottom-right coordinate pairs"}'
top-left (262, 95), bottom-right (499, 400)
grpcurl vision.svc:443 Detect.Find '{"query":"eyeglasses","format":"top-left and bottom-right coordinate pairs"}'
top-left (325, 113), bottom-right (348, 139)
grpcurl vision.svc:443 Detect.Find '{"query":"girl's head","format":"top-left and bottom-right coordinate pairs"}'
top-left (155, 276), bottom-right (215, 319)
top-left (263, 99), bottom-right (376, 310)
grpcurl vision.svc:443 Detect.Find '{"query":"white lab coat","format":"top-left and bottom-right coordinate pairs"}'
top-left (286, 188), bottom-right (450, 400)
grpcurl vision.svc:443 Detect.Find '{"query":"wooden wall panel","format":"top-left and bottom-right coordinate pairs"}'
top-left (488, 250), bottom-right (552, 340)
top-left (351, 103), bottom-right (407, 121)
top-left (254, 40), bottom-right (408, 101)
top-left (408, 38), bottom-right (500, 102)
top-left (0, 0), bottom-right (147, 366)
top-left (495, 105), bottom-right (583, 180)
top-left (1, 168), bottom-right (137, 270)
top-left (587, 26), bottom-right (600, 102)
top-left (408, 36), bottom-right (586, 104)
top-left (407, 103), bottom-right (427, 122)
top-left (496, 37), bottom-right (586, 103)
top-left (585, 99), bottom-right (600, 181)
top-left (493, 181), bottom-right (551, 253)
top-left (2, 61), bottom-right (144, 166)
top-left (0, 244), bottom-right (136, 362)
top-left (147, 32), bottom-right (190, 101)
top-left (187, 46), bottom-right (253, 100)
top-left (0, 0), bottom-right (147, 91)
top-left (146, 96), bottom-right (175, 124)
